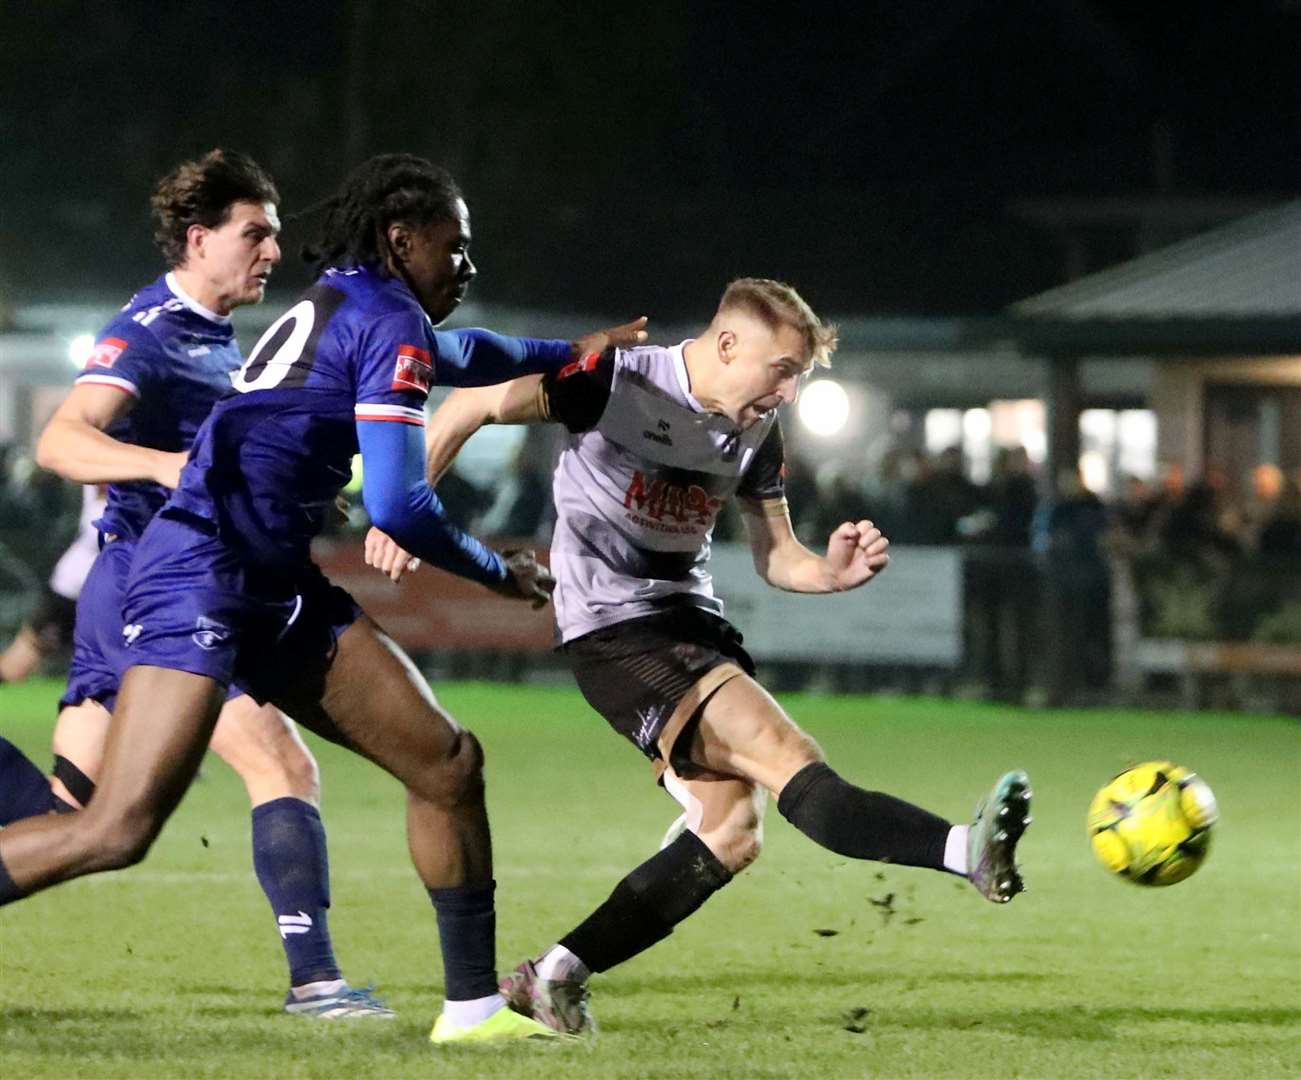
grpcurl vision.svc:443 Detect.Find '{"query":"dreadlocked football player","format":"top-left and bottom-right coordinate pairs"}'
top-left (386, 277), bottom-right (1031, 1034)
top-left (0, 150), bottom-right (389, 1018)
top-left (0, 152), bottom-right (647, 1045)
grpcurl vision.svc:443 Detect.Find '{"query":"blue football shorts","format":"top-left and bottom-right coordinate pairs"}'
top-left (116, 510), bottom-right (362, 705)
top-left (61, 535), bottom-right (270, 712)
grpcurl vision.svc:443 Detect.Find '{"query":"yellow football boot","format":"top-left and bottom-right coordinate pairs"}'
top-left (429, 1005), bottom-right (566, 1045)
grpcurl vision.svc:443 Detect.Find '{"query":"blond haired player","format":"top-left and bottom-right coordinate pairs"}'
top-left (372, 278), bottom-right (1031, 1034)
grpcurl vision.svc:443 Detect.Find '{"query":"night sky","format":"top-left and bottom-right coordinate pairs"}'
top-left (2, 1), bottom-right (1298, 321)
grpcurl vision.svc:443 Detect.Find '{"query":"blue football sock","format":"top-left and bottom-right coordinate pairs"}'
top-left (428, 881), bottom-right (497, 1000)
top-left (0, 736), bottom-right (60, 825)
top-left (251, 797), bottom-right (341, 987)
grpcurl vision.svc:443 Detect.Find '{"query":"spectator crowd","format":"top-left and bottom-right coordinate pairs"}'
top-left (3, 435), bottom-right (1299, 705)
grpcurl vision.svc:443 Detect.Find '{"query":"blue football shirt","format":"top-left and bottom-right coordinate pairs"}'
top-left (74, 273), bottom-right (242, 540)
top-left (170, 263), bottom-right (570, 569)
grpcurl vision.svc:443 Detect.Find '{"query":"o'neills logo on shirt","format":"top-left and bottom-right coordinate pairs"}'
top-left (623, 469), bottom-right (723, 527)
top-left (391, 344), bottom-right (433, 394)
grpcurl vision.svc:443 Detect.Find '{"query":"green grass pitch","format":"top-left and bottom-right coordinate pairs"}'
top-left (1, 678), bottom-right (1298, 1078)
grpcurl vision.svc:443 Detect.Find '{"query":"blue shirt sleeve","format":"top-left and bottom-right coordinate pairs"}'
top-left (431, 328), bottom-right (572, 387)
top-left (353, 309), bottom-right (439, 418)
top-left (354, 311), bottom-right (573, 408)
top-left (356, 418), bottom-right (507, 587)
top-left (74, 319), bottom-right (160, 400)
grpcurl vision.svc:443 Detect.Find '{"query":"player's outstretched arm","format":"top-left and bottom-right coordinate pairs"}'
top-left (435, 316), bottom-right (647, 389)
top-left (35, 384), bottom-right (187, 488)
top-left (364, 377), bottom-right (549, 584)
top-left (742, 509), bottom-right (890, 593)
top-left (425, 317), bottom-right (643, 480)
top-left (424, 377), bottom-right (548, 485)
top-left (357, 418), bottom-right (553, 605)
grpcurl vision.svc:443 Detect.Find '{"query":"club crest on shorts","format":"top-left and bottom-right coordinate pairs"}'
top-left (192, 616), bottom-right (232, 651)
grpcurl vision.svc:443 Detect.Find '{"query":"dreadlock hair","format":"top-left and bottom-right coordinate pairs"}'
top-left (151, 149), bottom-right (279, 268)
top-left (297, 154), bottom-right (463, 274)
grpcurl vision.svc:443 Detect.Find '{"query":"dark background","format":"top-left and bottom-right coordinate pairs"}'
top-left (3, 1), bottom-right (1298, 320)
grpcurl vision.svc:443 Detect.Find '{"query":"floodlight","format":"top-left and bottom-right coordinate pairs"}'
top-left (67, 334), bottom-right (96, 367)
top-left (797, 378), bottom-right (850, 437)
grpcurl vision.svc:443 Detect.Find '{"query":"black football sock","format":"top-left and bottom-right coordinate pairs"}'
top-left (559, 831), bottom-right (732, 975)
top-left (0, 850), bottom-right (26, 905)
top-left (0, 737), bottom-right (62, 825)
top-left (777, 762), bottom-right (950, 870)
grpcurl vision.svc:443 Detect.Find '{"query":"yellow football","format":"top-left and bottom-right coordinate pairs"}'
top-left (1087, 761), bottom-right (1217, 886)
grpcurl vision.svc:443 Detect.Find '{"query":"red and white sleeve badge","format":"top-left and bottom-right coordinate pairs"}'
top-left (391, 344), bottom-right (434, 395)
top-left (85, 337), bottom-right (127, 370)
top-left (74, 337), bottom-right (139, 396)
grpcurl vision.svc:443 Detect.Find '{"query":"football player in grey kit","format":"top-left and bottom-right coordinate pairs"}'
top-left (380, 278), bottom-right (1031, 1034)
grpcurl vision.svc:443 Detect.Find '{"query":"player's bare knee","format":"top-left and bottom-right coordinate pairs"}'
top-left (726, 824), bottom-right (763, 873)
top-left (702, 810), bottom-right (764, 874)
top-left (279, 742), bottom-right (320, 804)
top-left (752, 714), bottom-right (824, 779)
top-left (786, 729), bottom-right (825, 770)
top-left (82, 804), bottom-right (164, 871)
top-left (446, 728), bottom-right (486, 804)
top-left (415, 727), bottom-right (485, 808)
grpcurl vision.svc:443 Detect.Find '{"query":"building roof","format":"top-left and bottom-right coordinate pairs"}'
top-left (1014, 200), bottom-right (1301, 318)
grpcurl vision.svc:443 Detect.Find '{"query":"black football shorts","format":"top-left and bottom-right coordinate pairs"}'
top-left (563, 606), bottom-right (756, 771)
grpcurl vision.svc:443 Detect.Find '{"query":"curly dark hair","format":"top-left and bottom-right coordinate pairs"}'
top-left (150, 149), bottom-right (279, 268)
top-left (297, 153), bottom-right (463, 273)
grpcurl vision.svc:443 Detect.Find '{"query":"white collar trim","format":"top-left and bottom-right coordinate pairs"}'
top-left (671, 340), bottom-right (706, 412)
top-left (165, 272), bottom-right (230, 325)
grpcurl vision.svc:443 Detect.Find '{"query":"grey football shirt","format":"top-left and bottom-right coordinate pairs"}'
top-left (543, 342), bottom-right (787, 642)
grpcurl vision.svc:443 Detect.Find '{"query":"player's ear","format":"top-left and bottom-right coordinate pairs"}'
top-left (185, 222), bottom-right (209, 262)
top-left (717, 329), bottom-right (737, 364)
top-left (386, 221), bottom-right (413, 264)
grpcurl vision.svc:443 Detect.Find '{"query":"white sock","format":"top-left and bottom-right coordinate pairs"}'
top-left (440, 993), bottom-right (505, 1029)
top-left (535, 944), bottom-right (590, 983)
top-left (289, 977), bottom-right (346, 1001)
top-left (943, 825), bottom-right (970, 877)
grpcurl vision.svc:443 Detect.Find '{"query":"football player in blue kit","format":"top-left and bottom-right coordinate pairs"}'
top-left (0, 150), bottom-right (391, 1018)
top-left (0, 152), bottom-right (647, 1045)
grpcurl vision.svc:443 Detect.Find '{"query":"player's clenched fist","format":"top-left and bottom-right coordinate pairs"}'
top-left (364, 526), bottom-right (421, 583)
top-left (825, 519), bottom-right (890, 590)
top-left (492, 549), bottom-right (555, 608)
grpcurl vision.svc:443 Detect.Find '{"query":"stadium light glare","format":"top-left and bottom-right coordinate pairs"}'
top-left (797, 378), bottom-right (850, 437)
top-left (67, 334), bottom-right (96, 367)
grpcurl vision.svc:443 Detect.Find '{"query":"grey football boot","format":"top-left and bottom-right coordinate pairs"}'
top-left (966, 769), bottom-right (1032, 903)
top-left (499, 959), bottom-right (595, 1037)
